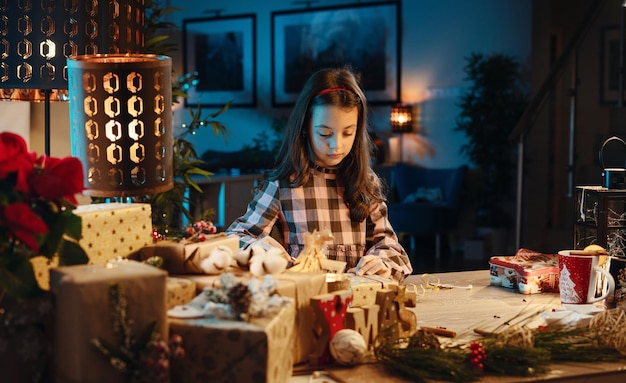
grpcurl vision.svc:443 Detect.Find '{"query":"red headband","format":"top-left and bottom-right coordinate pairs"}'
top-left (316, 87), bottom-right (346, 96)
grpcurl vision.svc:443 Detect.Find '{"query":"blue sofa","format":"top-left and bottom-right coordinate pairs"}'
top-left (378, 163), bottom-right (469, 263)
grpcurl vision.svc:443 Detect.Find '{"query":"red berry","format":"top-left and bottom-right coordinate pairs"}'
top-left (170, 334), bottom-right (182, 346)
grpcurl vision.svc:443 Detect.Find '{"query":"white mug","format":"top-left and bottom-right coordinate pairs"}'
top-left (558, 250), bottom-right (614, 304)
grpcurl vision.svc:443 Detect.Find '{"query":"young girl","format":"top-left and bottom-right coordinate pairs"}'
top-left (226, 67), bottom-right (412, 281)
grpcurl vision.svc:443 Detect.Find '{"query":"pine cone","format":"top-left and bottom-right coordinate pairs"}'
top-left (227, 282), bottom-right (252, 319)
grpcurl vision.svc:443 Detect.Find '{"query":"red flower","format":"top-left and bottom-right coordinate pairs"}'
top-left (0, 132), bottom-right (36, 191)
top-left (0, 132), bottom-right (89, 300)
top-left (29, 155), bottom-right (84, 204)
top-left (1, 202), bottom-right (49, 252)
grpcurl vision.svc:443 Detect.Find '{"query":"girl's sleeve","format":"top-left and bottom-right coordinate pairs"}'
top-left (365, 201), bottom-right (413, 281)
top-left (225, 179), bottom-right (282, 250)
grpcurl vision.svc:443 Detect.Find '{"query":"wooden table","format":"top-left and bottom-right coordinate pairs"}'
top-left (292, 270), bottom-right (626, 383)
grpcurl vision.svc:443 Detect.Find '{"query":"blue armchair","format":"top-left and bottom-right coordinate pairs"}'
top-left (382, 163), bottom-right (468, 263)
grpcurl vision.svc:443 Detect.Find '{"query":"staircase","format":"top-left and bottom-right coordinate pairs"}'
top-left (511, 0), bottom-right (614, 252)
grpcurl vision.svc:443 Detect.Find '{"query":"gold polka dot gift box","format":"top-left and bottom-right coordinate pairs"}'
top-left (75, 202), bottom-right (153, 263)
top-left (30, 202), bottom-right (153, 290)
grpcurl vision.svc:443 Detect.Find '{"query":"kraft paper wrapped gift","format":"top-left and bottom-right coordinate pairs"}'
top-left (166, 276), bottom-right (196, 309)
top-left (349, 274), bottom-right (399, 307)
top-left (179, 269), bottom-right (327, 365)
top-left (31, 202), bottom-right (153, 289)
top-left (50, 261), bottom-right (167, 383)
top-left (169, 300), bottom-right (295, 383)
top-left (129, 234), bottom-right (239, 274)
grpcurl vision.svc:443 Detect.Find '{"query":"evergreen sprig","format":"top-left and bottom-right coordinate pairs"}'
top-left (91, 283), bottom-right (183, 383)
top-left (376, 309), bottom-right (626, 382)
top-left (533, 325), bottom-right (625, 362)
top-left (375, 329), bottom-right (480, 383)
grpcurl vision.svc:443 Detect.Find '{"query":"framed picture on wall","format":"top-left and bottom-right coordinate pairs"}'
top-left (600, 25), bottom-right (624, 106)
top-left (271, 1), bottom-right (401, 107)
top-left (183, 14), bottom-right (256, 107)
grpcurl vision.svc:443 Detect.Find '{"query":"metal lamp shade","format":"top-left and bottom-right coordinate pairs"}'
top-left (68, 54), bottom-right (173, 197)
top-left (0, 0), bottom-right (144, 99)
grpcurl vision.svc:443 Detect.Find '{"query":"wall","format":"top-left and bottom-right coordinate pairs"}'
top-left (18, 0), bottom-right (531, 167)
top-left (14, 0), bottom-right (626, 254)
top-left (0, 103), bottom-right (30, 143)
top-left (167, 0), bottom-right (532, 168)
top-left (11, 0), bottom-right (533, 251)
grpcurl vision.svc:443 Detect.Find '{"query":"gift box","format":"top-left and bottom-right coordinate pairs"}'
top-left (489, 248), bottom-right (559, 294)
top-left (31, 203), bottom-right (153, 290)
top-left (50, 261), bottom-right (168, 383)
top-left (167, 276), bottom-right (197, 309)
top-left (76, 202), bottom-right (153, 262)
top-left (169, 300), bottom-right (295, 383)
top-left (349, 274), bottom-right (399, 307)
top-left (130, 234), bottom-right (240, 274)
top-left (179, 268), bottom-right (327, 365)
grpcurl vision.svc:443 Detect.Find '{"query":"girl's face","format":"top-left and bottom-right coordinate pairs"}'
top-left (308, 104), bottom-right (358, 168)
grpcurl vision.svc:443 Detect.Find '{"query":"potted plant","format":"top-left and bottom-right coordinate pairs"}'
top-left (137, 2), bottom-right (231, 236)
top-left (455, 52), bottom-right (528, 252)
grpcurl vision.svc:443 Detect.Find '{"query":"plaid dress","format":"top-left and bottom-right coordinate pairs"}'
top-left (226, 166), bottom-right (413, 280)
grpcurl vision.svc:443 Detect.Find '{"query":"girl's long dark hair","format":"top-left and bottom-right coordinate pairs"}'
top-left (269, 67), bottom-right (385, 222)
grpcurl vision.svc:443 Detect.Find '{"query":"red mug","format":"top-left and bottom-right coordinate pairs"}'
top-left (558, 250), bottom-right (614, 304)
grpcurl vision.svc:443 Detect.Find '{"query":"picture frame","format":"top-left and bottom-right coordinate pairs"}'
top-left (271, 1), bottom-right (400, 107)
top-left (600, 25), bottom-right (624, 106)
top-left (183, 14), bottom-right (256, 107)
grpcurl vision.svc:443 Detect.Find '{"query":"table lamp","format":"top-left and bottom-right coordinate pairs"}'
top-left (0, 0), bottom-right (145, 155)
top-left (388, 103), bottom-right (413, 163)
top-left (67, 53), bottom-right (173, 198)
top-left (390, 103), bottom-right (413, 133)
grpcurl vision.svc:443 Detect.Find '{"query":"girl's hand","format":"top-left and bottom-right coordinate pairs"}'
top-left (355, 255), bottom-right (391, 278)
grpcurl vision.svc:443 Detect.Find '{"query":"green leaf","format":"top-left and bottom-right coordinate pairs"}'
top-left (209, 100), bottom-right (232, 118)
top-left (57, 239), bottom-right (89, 266)
top-left (38, 206), bottom-right (65, 259)
top-left (145, 35), bottom-right (170, 47)
top-left (0, 253), bottom-right (42, 299)
top-left (64, 211), bottom-right (83, 241)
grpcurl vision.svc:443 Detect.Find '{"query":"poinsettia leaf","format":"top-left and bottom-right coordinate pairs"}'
top-left (63, 211), bottom-right (83, 241)
top-left (38, 204), bottom-right (65, 259)
top-left (0, 252), bottom-right (42, 299)
top-left (57, 239), bottom-right (89, 266)
top-left (0, 177), bottom-right (21, 203)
